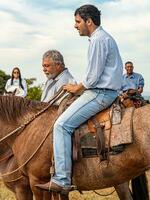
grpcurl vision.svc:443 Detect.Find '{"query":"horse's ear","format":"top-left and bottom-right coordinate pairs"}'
top-left (3, 89), bottom-right (16, 96)
top-left (13, 89), bottom-right (17, 96)
top-left (3, 89), bottom-right (7, 95)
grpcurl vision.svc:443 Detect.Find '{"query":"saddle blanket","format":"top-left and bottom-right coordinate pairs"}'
top-left (105, 107), bottom-right (134, 147)
top-left (79, 107), bottom-right (134, 148)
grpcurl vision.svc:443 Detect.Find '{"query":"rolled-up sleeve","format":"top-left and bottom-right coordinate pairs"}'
top-left (82, 38), bottom-right (108, 89)
top-left (138, 75), bottom-right (144, 88)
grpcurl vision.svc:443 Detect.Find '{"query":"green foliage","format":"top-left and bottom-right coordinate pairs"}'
top-left (26, 78), bottom-right (42, 101)
top-left (0, 70), bottom-right (10, 94)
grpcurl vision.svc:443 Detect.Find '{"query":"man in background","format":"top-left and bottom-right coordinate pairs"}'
top-left (120, 61), bottom-right (144, 107)
top-left (121, 61), bottom-right (144, 94)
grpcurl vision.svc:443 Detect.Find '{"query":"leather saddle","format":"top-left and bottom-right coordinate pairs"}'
top-left (57, 90), bottom-right (148, 162)
top-left (119, 89), bottom-right (146, 108)
top-left (59, 95), bottom-right (127, 162)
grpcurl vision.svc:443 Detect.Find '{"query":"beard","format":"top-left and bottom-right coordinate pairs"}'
top-left (46, 72), bottom-right (57, 80)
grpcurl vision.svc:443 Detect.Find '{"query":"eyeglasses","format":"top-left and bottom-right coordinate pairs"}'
top-left (13, 71), bottom-right (19, 74)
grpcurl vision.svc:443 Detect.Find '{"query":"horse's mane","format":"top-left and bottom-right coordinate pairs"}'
top-left (0, 95), bottom-right (48, 122)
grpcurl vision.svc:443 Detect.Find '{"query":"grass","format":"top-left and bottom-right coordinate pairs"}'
top-left (0, 171), bottom-right (150, 200)
top-left (0, 181), bottom-right (15, 200)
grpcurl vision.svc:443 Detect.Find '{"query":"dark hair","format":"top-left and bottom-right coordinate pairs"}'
top-left (125, 61), bottom-right (133, 66)
top-left (74, 4), bottom-right (101, 26)
top-left (11, 67), bottom-right (24, 90)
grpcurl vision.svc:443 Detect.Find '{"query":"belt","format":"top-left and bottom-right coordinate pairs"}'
top-left (93, 88), bottom-right (116, 92)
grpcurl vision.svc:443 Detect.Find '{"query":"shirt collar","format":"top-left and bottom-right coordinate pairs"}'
top-left (54, 68), bottom-right (68, 81)
top-left (47, 68), bottom-right (68, 83)
top-left (88, 26), bottom-right (101, 42)
top-left (125, 73), bottom-right (135, 78)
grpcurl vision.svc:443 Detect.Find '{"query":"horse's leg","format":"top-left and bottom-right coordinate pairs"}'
top-left (29, 178), bottom-right (45, 200)
top-left (60, 194), bottom-right (69, 200)
top-left (52, 192), bottom-right (61, 200)
top-left (14, 186), bottom-right (33, 200)
top-left (31, 186), bottom-right (45, 200)
top-left (2, 168), bottom-right (33, 200)
top-left (115, 182), bottom-right (133, 200)
top-left (29, 177), bottom-right (56, 200)
top-left (42, 191), bottom-right (69, 200)
top-left (4, 177), bottom-right (33, 200)
top-left (43, 191), bottom-right (53, 200)
top-left (131, 173), bottom-right (149, 200)
top-left (14, 183), bottom-right (33, 200)
top-left (50, 192), bottom-right (69, 200)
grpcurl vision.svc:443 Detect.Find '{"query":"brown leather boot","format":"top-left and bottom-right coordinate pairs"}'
top-left (35, 181), bottom-right (71, 193)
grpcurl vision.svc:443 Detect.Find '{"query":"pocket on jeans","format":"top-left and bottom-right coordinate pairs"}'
top-left (96, 91), bottom-right (117, 109)
top-left (82, 90), bottom-right (98, 103)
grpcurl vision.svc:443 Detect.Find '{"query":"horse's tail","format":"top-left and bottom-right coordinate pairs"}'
top-left (131, 172), bottom-right (149, 200)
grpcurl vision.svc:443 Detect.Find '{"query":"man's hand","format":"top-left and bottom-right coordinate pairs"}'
top-left (121, 91), bottom-right (128, 99)
top-left (138, 87), bottom-right (143, 94)
top-left (63, 83), bottom-right (85, 94)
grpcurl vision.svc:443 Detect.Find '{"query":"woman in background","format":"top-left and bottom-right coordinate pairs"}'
top-left (5, 67), bottom-right (27, 97)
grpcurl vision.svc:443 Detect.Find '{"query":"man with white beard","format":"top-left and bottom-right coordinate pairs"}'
top-left (41, 50), bottom-right (76, 104)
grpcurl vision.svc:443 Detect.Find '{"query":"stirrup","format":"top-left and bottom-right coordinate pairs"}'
top-left (59, 185), bottom-right (77, 195)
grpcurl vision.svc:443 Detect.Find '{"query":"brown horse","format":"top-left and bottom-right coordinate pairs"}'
top-left (0, 143), bottom-right (33, 200)
top-left (0, 95), bottom-right (149, 200)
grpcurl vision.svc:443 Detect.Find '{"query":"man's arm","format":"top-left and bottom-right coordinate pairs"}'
top-left (63, 83), bottom-right (85, 94)
top-left (82, 38), bottom-right (107, 89)
top-left (138, 87), bottom-right (143, 94)
top-left (138, 74), bottom-right (144, 94)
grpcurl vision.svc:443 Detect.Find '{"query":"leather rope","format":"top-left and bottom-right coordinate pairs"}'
top-left (93, 189), bottom-right (115, 196)
top-left (2, 175), bottom-right (24, 183)
top-left (0, 125), bottom-right (53, 178)
top-left (0, 87), bottom-right (66, 180)
top-left (0, 87), bottom-right (66, 143)
top-left (0, 150), bottom-right (13, 163)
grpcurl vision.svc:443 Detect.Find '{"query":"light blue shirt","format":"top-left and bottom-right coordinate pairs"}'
top-left (41, 68), bottom-right (76, 103)
top-left (82, 27), bottom-right (123, 90)
top-left (121, 72), bottom-right (144, 92)
top-left (5, 78), bottom-right (27, 97)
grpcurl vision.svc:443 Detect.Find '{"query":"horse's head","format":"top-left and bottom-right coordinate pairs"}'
top-left (3, 85), bottom-right (25, 97)
top-left (3, 88), bottom-right (17, 96)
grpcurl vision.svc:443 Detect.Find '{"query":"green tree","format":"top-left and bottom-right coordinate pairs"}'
top-left (0, 70), bottom-right (10, 94)
top-left (26, 78), bottom-right (42, 101)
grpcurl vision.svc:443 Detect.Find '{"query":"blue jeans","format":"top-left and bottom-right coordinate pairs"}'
top-left (51, 89), bottom-right (118, 187)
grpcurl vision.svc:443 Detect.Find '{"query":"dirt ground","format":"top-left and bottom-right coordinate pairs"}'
top-left (0, 171), bottom-right (150, 200)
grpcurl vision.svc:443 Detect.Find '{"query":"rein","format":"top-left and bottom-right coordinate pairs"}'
top-left (0, 87), bottom-right (66, 143)
top-left (0, 87), bottom-right (66, 179)
top-left (93, 189), bottom-right (115, 196)
top-left (0, 150), bottom-right (13, 163)
top-left (0, 125), bottom-right (53, 178)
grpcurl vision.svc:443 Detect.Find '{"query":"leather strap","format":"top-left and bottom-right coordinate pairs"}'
top-left (73, 129), bottom-right (81, 162)
top-left (92, 117), bottom-right (106, 160)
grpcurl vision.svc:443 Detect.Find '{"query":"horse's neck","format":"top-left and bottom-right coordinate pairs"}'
top-left (18, 111), bottom-right (36, 124)
top-left (0, 110), bottom-right (36, 148)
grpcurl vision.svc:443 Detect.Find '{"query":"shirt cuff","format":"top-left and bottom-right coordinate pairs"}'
top-left (82, 80), bottom-right (90, 89)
